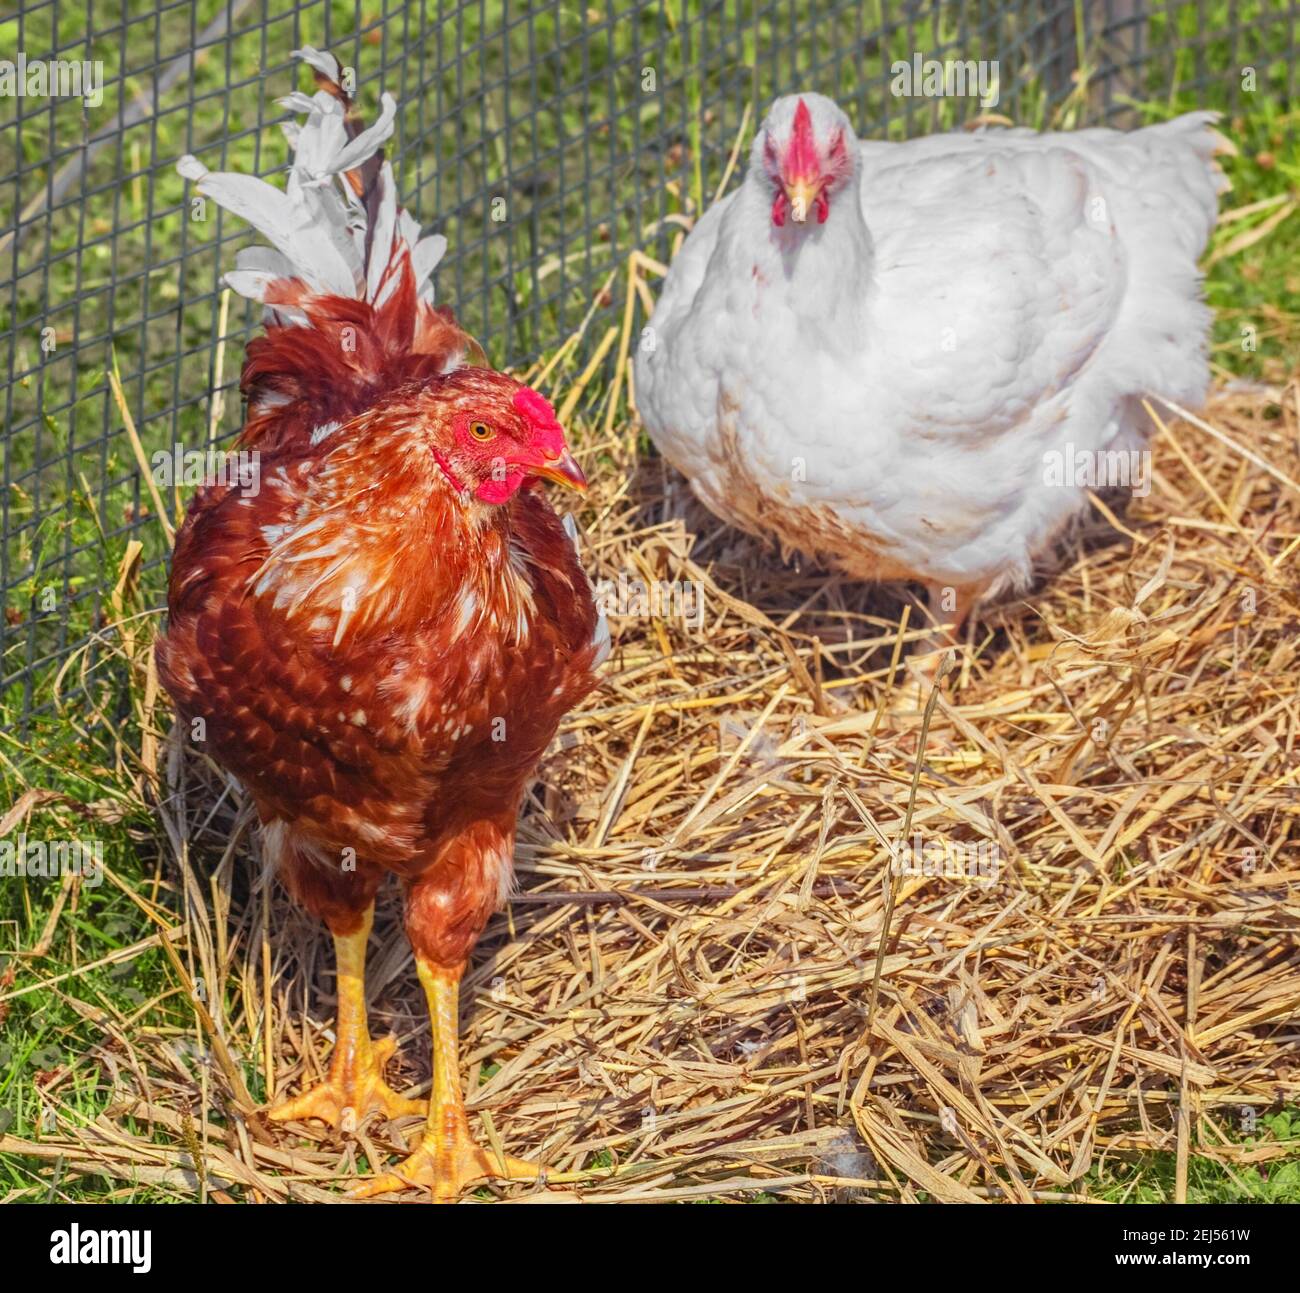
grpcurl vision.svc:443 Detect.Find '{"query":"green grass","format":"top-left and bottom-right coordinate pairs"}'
top-left (1, 0), bottom-right (1297, 1202)
top-left (1078, 1110), bottom-right (1300, 1203)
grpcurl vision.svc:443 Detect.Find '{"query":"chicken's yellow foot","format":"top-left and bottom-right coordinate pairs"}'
top-left (269, 904), bottom-right (426, 1131)
top-left (350, 958), bottom-right (542, 1201)
top-left (350, 1126), bottom-right (541, 1202)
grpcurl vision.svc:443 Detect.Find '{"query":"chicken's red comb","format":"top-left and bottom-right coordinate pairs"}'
top-left (783, 98), bottom-right (820, 179)
top-left (514, 387), bottom-right (560, 429)
top-left (513, 386), bottom-right (565, 451)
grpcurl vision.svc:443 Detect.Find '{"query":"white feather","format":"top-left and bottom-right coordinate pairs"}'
top-left (177, 159), bottom-right (358, 297)
top-left (330, 93), bottom-right (397, 178)
top-left (366, 161), bottom-right (399, 304)
top-left (177, 56), bottom-right (442, 313)
top-left (291, 46), bottom-right (342, 83)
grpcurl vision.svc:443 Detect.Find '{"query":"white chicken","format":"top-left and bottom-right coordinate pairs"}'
top-left (636, 94), bottom-right (1229, 640)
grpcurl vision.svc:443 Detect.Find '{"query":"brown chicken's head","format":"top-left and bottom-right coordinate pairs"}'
top-left (421, 368), bottom-right (587, 506)
top-left (757, 93), bottom-right (857, 228)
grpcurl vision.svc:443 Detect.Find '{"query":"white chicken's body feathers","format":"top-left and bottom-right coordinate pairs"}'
top-left (637, 109), bottom-right (1227, 594)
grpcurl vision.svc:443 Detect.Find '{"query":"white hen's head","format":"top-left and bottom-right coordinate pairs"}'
top-left (755, 93), bottom-right (857, 228)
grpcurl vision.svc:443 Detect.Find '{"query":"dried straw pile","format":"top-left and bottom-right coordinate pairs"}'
top-left (9, 372), bottom-right (1298, 1204)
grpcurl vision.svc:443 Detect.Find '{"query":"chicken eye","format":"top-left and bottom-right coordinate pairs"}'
top-left (468, 421), bottom-right (494, 442)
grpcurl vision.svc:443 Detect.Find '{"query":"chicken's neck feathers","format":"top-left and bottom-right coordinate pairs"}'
top-left (737, 172), bottom-right (874, 350)
top-left (251, 426), bottom-right (535, 652)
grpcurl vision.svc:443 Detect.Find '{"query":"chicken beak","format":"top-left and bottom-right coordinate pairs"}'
top-left (784, 177), bottom-right (819, 224)
top-left (531, 447), bottom-right (588, 492)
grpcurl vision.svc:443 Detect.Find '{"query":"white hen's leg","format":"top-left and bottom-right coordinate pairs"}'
top-left (923, 582), bottom-right (980, 652)
top-left (890, 583), bottom-right (982, 713)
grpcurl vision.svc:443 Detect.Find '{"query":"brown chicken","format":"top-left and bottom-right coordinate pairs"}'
top-left (158, 49), bottom-right (607, 1199)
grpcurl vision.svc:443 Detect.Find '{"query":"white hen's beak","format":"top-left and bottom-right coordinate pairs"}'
top-left (784, 177), bottom-right (820, 224)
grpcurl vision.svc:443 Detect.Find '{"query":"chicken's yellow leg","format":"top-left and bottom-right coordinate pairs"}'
top-left (350, 957), bottom-right (540, 1201)
top-left (269, 903), bottom-right (426, 1130)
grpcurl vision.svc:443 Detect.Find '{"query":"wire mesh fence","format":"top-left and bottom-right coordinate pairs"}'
top-left (2, 0), bottom-right (1295, 734)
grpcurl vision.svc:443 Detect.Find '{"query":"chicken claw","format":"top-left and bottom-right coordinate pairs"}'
top-left (349, 1133), bottom-right (541, 1202)
top-left (268, 1034), bottom-right (426, 1131)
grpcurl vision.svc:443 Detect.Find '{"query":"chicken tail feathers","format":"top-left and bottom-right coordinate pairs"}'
top-left (177, 47), bottom-right (477, 453)
top-left (293, 46), bottom-right (385, 239)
